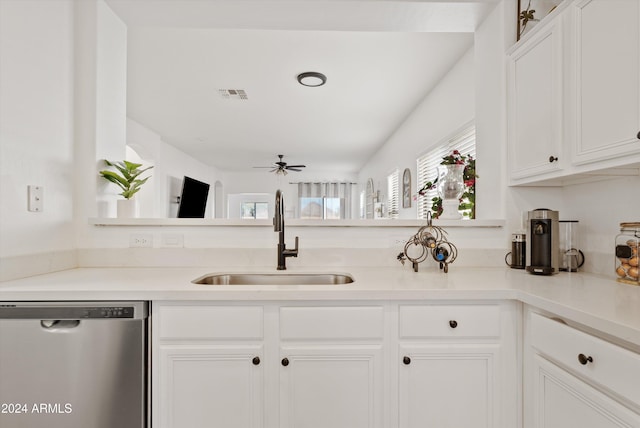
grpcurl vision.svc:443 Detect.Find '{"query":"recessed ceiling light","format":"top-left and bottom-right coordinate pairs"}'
top-left (297, 72), bottom-right (327, 87)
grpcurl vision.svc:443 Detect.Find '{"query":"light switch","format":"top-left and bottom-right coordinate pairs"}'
top-left (28, 185), bottom-right (43, 212)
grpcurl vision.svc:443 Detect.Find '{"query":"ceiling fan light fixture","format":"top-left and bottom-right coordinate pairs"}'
top-left (297, 72), bottom-right (327, 87)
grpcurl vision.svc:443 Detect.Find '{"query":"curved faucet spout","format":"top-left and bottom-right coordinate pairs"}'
top-left (274, 189), bottom-right (284, 232)
top-left (274, 189), bottom-right (298, 269)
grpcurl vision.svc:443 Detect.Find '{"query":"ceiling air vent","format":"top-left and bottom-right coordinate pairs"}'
top-left (219, 89), bottom-right (248, 100)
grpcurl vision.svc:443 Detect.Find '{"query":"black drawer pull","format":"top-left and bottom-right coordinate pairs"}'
top-left (281, 357), bottom-right (289, 367)
top-left (252, 356), bottom-right (261, 365)
top-left (578, 353), bottom-right (593, 365)
top-left (549, 155), bottom-right (558, 163)
top-left (403, 356), bottom-right (411, 365)
top-left (449, 320), bottom-right (458, 329)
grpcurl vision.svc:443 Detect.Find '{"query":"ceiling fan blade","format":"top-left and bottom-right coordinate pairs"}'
top-left (287, 168), bottom-right (302, 172)
top-left (285, 164), bottom-right (306, 168)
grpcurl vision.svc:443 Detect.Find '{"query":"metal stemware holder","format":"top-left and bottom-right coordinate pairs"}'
top-left (397, 213), bottom-right (458, 273)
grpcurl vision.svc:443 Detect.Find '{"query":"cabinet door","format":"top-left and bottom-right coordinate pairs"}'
top-left (508, 16), bottom-right (564, 181)
top-left (398, 344), bottom-right (500, 428)
top-left (279, 345), bottom-right (384, 428)
top-left (532, 354), bottom-right (640, 428)
top-left (155, 345), bottom-right (264, 428)
top-left (573, 0), bottom-right (640, 164)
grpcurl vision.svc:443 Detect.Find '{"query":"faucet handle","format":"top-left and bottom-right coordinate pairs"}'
top-left (293, 236), bottom-right (299, 252)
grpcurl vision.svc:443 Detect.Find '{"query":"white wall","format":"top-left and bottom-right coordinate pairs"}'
top-left (2, 0), bottom-right (636, 278)
top-left (0, 0), bottom-right (75, 258)
top-left (127, 118), bottom-right (219, 218)
top-left (358, 48), bottom-right (475, 220)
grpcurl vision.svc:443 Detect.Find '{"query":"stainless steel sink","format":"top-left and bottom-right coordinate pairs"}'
top-left (192, 273), bottom-right (354, 285)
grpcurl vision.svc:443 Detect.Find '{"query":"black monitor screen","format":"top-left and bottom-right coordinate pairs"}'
top-left (177, 176), bottom-right (210, 218)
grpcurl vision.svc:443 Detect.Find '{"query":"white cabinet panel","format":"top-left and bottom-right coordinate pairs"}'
top-left (533, 355), bottom-right (640, 428)
top-left (573, 0), bottom-right (640, 164)
top-left (156, 345), bottom-right (264, 428)
top-left (530, 312), bottom-right (640, 407)
top-left (398, 344), bottom-right (499, 428)
top-left (508, 16), bottom-right (564, 181)
top-left (279, 345), bottom-right (383, 428)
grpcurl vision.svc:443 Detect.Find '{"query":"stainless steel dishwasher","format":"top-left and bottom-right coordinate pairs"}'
top-left (0, 301), bottom-right (148, 428)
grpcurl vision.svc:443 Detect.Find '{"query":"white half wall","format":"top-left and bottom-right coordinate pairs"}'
top-left (0, 0), bottom-right (75, 258)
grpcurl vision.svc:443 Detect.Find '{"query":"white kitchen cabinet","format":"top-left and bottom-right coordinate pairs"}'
top-left (152, 304), bottom-right (266, 428)
top-left (279, 345), bottom-right (384, 428)
top-left (571, 0), bottom-right (640, 166)
top-left (507, 0), bottom-right (640, 185)
top-left (531, 355), bottom-right (640, 428)
top-left (278, 305), bottom-right (385, 428)
top-left (152, 302), bottom-right (518, 428)
top-left (396, 303), bottom-right (517, 428)
top-left (156, 345), bottom-right (264, 428)
top-left (524, 309), bottom-right (640, 428)
top-left (398, 344), bottom-right (499, 428)
top-left (507, 10), bottom-right (565, 182)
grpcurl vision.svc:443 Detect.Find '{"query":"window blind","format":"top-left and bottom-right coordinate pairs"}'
top-left (387, 169), bottom-right (399, 219)
top-left (416, 125), bottom-right (476, 219)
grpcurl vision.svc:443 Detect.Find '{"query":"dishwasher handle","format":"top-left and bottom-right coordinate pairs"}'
top-left (40, 319), bottom-right (81, 330)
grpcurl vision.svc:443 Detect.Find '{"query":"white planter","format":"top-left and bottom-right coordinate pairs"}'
top-left (440, 199), bottom-right (462, 220)
top-left (117, 199), bottom-right (139, 218)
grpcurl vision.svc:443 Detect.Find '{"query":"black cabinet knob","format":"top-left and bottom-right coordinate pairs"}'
top-left (549, 155), bottom-right (558, 163)
top-left (449, 320), bottom-right (458, 329)
top-left (637, 130), bottom-right (640, 139)
top-left (281, 357), bottom-right (289, 367)
top-left (578, 353), bottom-right (593, 365)
top-left (252, 356), bottom-right (261, 365)
top-left (403, 356), bottom-right (411, 365)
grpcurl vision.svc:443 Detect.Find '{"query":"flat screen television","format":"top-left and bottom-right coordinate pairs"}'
top-left (177, 176), bottom-right (210, 218)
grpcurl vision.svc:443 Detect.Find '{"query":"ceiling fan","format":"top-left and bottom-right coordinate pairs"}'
top-left (253, 154), bottom-right (306, 175)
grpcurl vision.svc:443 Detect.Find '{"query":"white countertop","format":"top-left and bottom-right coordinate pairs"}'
top-left (1, 266), bottom-right (639, 345)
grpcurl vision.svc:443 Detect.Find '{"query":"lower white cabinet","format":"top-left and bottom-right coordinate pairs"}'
top-left (398, 344), bottom-right (499, 428)
top-left (152, 301), bottom-right (516, 428)
top-left (531, 355), bottom-right (640, 428)
top-left (397, 303), bottom-right (515, 428)
top-left (524, 308), bottom-right (640, 428)
top-left (156, 345), bottom-right (264, 428)
top-left (279, 345), bottom-right (383, 428)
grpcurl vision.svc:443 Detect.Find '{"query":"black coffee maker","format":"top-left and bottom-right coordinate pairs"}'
top-left (526, 209), bottom-right (559, 275)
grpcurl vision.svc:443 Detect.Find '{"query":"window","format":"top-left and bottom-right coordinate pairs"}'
top-left (387, 169), bottom-right (399, 219)
top-left (297, 182), bottom-right (353, 219)
top-left (241, 202), bottom-right (269, 219)
top-left (417, 124), bottom-right (476, 219)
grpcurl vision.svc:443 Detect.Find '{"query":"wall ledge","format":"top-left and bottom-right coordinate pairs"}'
top-left (89, 218), bottom-right (505, 228)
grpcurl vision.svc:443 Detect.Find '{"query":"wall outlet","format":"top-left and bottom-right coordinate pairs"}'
top-left (129, 234), bottom-right (153, 248)
top-left (160, 234), bottom-right (184, 248)
top-left (28, 185), bottom-right (44, 212)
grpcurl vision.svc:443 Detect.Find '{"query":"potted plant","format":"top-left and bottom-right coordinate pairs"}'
top-left (99, 160), bottom-right (153, 218)
top-left (417, 150), bottom-right (477, 219)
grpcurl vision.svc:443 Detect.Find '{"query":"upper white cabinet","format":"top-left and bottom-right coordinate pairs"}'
top-left (508, 11), bottom-right (565, 180)
top-left (507, 0), bottom-right (640, 185)
top-left (571, 0), bottom-right (640, 165)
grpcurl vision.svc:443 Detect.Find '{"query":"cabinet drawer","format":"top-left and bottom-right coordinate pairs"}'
top-left (157, 305), bottom-right (263, 340)
top-left (530, 312), bottom-right (640, 407)
top-left (399, 305), bottom-right (501, 339)
top-left (280, 306), bottom-right (384, 340)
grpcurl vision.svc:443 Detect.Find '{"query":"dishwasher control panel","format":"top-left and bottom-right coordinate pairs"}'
top-left (0, 303), bottom-right (144, 319)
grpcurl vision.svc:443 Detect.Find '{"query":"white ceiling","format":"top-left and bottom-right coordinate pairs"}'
top-left (106, 1), bottom-right (498, 173)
